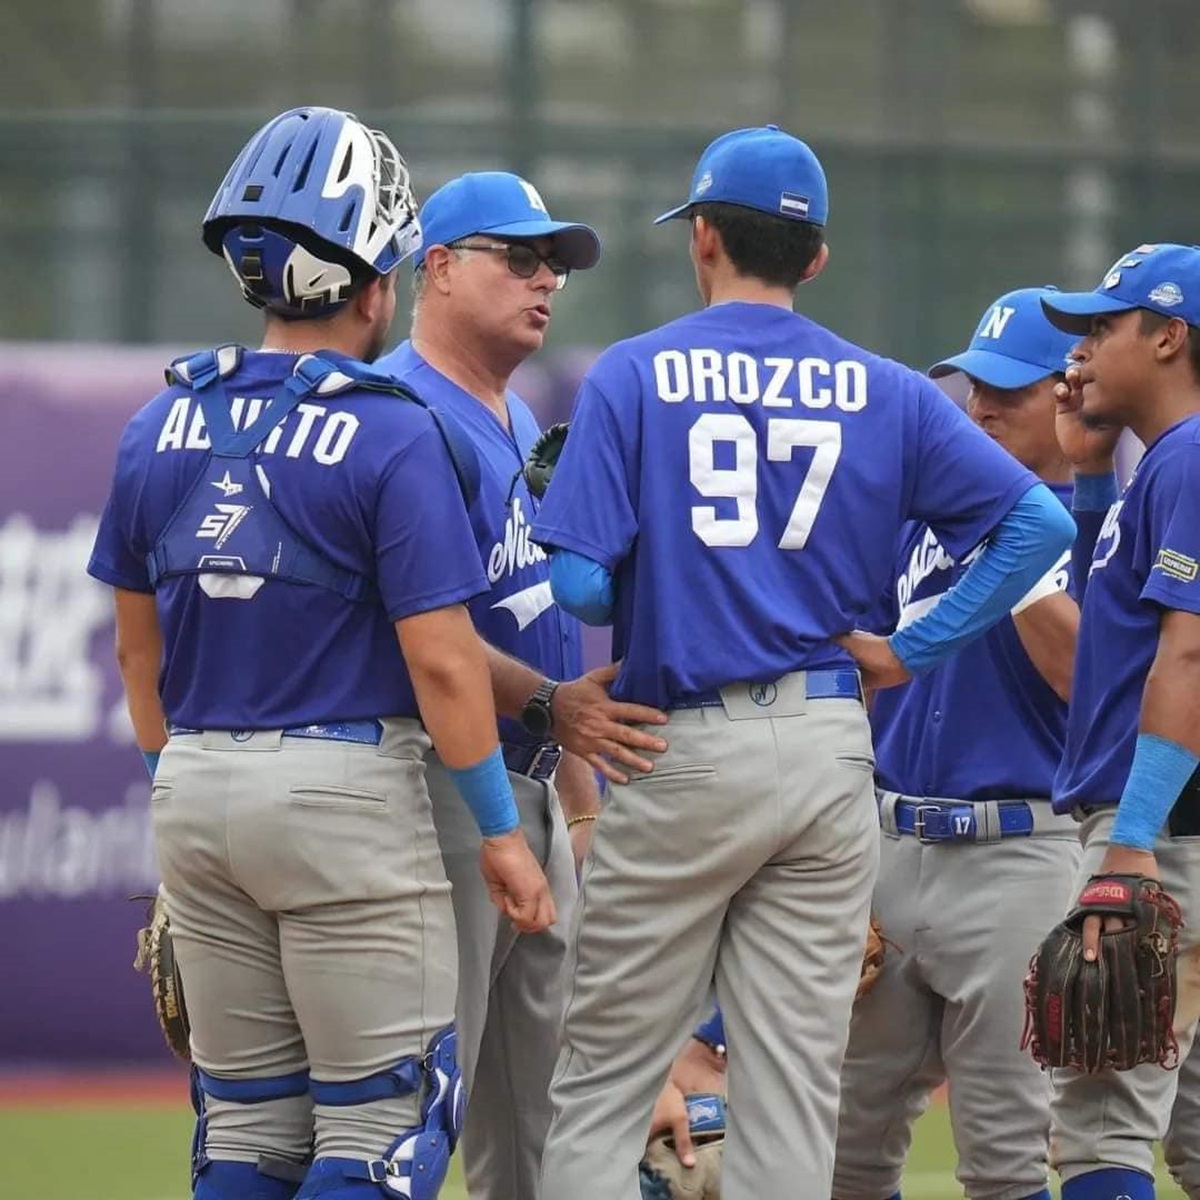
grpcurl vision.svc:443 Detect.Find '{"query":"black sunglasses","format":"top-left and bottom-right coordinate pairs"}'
top-left (452, 240), bottom-right (570, 290)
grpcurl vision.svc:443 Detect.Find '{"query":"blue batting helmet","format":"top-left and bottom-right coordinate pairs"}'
top-left (202, 107), bottom-right (421, 318)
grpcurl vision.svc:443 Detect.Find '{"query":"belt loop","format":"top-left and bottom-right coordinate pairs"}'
top-left (976, 800), bottom-right (1001, 843)
top-left (877, 789), bottom-right (900, 837)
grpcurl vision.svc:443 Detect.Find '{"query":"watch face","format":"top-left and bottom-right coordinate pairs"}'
top-left (522, 700), bottom-right (552, 738)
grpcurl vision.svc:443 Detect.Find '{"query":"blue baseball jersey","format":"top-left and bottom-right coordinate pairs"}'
top-left (1055, 416), bottom-right (1200, 816)
top-left (87, 350), bottom-right (489, 729)
top-left (378, 341), bottom-right (582, 745)
top-left (871, 483), bottom-right (1074, 803)
top-left (531, 301), bottom-right (1038, 706)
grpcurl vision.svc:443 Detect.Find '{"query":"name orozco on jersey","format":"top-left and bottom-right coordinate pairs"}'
top-left (155, 395), bottom-right (358, 465)
top-left (651, 349), bottom-right (869, 411)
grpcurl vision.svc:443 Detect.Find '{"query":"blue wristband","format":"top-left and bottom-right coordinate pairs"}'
top-left (694, 1006), bottom-right (725, 1052)
top-left (1072, 471), bottom-right (1119, 513)
top-left (142, 750), bottom-right (160, 779)
top-left (448, 747), bottom-right (520, 837)
top-left (1111, 733), bottom-right (1200, 850)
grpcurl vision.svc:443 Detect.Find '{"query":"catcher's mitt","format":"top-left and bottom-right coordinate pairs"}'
top-left (1022, 873), bottom-right (1184, 1073)
top-left (857, 912), bottom-right (888, 1001)
top-left (133, 890), bottom-right (191, 1061)
top-left (522, 421), bottom-right (568, 499)
top-left (639, 1093), bottom-right (725, 1200)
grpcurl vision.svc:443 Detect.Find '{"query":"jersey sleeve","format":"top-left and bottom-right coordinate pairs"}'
top-left (907, 379), bottom-right (1039, 560)
top-left (1140, 445), bottom-right (1200, 616)
top-left (374, 424), bottom-right (490, 621)
top-left (530, 371), bottom-right (639, 570)
top-left (86, 418), bottom-right (155, 593)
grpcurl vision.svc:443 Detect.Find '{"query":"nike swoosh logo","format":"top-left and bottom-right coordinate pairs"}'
top-left (491, 581), bottom-right (555, 631)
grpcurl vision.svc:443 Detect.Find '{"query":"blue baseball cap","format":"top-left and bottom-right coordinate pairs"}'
top-left (929, 286), bottom-right (1077, 388)
top-left (1041, 243), bottom-right (1200, 334)
top-left (654, 124), bottom-right (828, 227)
top-left (413, 171), bottom-right (601, 271)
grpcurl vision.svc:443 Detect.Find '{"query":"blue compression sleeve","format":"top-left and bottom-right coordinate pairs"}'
top-left (889, 484), bottom-right (1076, 674)
top-left (447, 747), bottom-right (519, 836)
top-left (141, 750), bottom-right (160, 778)
top-left (549, 549), bottom-right (615, 626)
top-left (1071, 471), bottom-right (1118, 604)
top-left (1111, 734), bottom-right (1200, 850)
top-left (694, 1006), bottom-right (725, 1051)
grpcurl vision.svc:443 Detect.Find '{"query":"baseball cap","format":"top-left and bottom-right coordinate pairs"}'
top-left (929, 286), bottom-right (1077, 389)
top-left (654, 124), bottom-right (828, 227)
top-left (413, 171), bottom-right (601, 271)
top-left (1041, 243), bottom-right (1200, 334)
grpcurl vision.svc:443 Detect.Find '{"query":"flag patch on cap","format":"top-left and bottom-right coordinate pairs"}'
top-left (779, 192), bottom-right (810, 217)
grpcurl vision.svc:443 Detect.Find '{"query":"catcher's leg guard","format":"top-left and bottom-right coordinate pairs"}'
top-left (193, 1161), bottom-right (302, 1200)
top-left (190, 1065), bottom-right (312, 1195)
top-left (296, 1027), bottom-right (465, 1200)
top-left (1061, 1168), bottom-right (1155, 1200)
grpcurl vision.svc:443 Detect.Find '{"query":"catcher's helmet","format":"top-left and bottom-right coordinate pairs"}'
top-left (202, 106), bottom-right (421, 318)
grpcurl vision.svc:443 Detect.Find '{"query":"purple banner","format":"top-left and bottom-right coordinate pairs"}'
top-left (0, 341), bottom-right (598, 1064)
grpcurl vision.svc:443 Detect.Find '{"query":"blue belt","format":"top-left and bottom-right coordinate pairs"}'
top-left (893, 797), bottom-right (1035, 842)
top-left (502, 741), bottom-right (562, 782)
top-left (672, 668), bottom-right (862, 710)
top-left (168, 720), bottom-right (385, 746)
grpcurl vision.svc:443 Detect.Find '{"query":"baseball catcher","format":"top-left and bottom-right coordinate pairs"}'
top-left (1022, 872), bottom-right (1184, 1073)
top-left (640, 1092), bottom-right (726, 1200)
top-left (133, 888), bottom-right (191, 1061)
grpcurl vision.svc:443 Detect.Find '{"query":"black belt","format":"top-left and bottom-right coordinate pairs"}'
top-left (502, 741), bottom-right (561, 781)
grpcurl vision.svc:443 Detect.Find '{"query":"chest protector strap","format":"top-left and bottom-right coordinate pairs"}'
top-left (146, 346), bottom-right (471, 602)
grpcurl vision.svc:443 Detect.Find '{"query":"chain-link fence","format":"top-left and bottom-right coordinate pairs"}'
top-left (4, 0), bottom-right (1200, 367)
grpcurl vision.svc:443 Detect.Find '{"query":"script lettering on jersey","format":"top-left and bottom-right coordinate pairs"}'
top-left (1090, 500), bottom-right (1123, 575)
top-left (155, 397), bottom-right (359, 465)
top-left (487, 496), bottom-right (547, 584)
top-left (652, 349), bottom-right (868, 412)
top-left (895, 527), bottom-right (957, 613)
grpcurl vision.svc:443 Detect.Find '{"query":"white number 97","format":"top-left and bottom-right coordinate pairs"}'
top-left (688, 413), bottom-right (842, 550)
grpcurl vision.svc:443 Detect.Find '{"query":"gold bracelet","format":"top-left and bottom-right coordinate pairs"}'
top-left (566, 813), bottom-right (598, 829)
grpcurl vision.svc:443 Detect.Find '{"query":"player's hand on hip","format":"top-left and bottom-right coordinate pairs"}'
top-left (552, 662), bottom-right (669, 785)
top-left (479, 830), bottom-right (557, 934)
top-left (1080, 845), bottom-right (1160, 962)
top-left (671, 1037), bottom-right (727, 1096)
top-left (835, 631), bottom-right (911, 690)
top-left (647, 1079), bottom-right (696, 1167)
top-left (1054, 365), bottom-right (1121, 472)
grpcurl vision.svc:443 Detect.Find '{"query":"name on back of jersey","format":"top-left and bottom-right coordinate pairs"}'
top-left (652, 349), bottom-right (867, 411)
top-left (155, 395), bottom-right (357, 465)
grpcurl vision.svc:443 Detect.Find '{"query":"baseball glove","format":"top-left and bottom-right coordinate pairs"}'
top-left (639, 1093), bottom-right (725, 1200)
top-left (522, 421), bottom-right (568, 499)
top-left (133, 889), bottom-right (191, 1060)
top-left (857, 912), bottom-right (888, 1001)
top-left (1022, 873), bottom-right (1184, 1073)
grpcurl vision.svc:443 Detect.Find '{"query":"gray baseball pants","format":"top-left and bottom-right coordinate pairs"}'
top-left (151, 722), bottom-right (456, 1167)
top-left (425, 756), bottom-right (577, 1200)
top-left (833, 792), bottom-right (1081, 1200)
top-left (538, 674), bottom-right (880, 1200)
top-left (1050, 808), bottom-right (1200, 1190)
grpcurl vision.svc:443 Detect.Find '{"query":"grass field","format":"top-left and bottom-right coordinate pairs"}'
top-left (0, 1077), bottom-right (1185, 1200)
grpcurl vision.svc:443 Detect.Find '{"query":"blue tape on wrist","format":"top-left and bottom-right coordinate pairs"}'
top-left (1111, 733), bottom-right (1200, 850)
top-left (1072, 471), bottom-right (1119, 513)
top-left (448, 747), bottom-right (519, 836)
top-left (142, 750), bottom-right (160, 779)
top-left (694, 1006), bottom-right (725, 1050)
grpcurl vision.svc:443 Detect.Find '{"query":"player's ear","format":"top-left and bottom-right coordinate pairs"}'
top-left (799, 240), bottom-right (830, 286)
top-left (420, 244), bottom-right (457, 296)
top-left (1153, 315), bottom-right (1191, 365)
top-left (691, 215), bottom-right (722, 266)
top-left (353, 273), bottom-right (390, 325)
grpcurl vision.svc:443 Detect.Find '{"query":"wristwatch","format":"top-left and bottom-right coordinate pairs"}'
top-left (520, 678), bottom-right (560, 739)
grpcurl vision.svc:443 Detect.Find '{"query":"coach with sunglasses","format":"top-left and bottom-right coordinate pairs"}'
top-left (376, 172), bottom-right (617, 1200)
